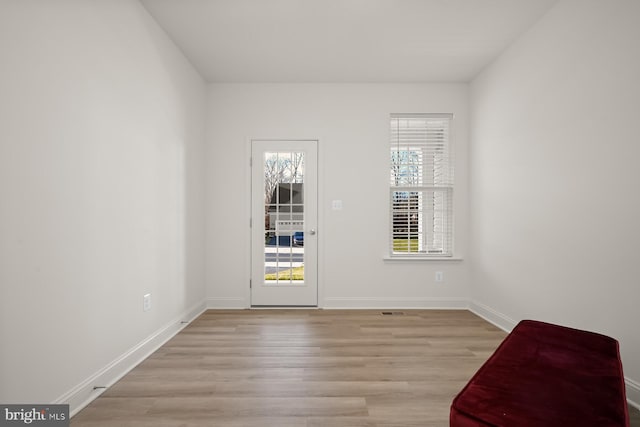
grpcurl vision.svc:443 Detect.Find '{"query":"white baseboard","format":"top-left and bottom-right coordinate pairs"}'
top-left (468, 300), bottom-right (517, 332)
top-left (57, 301), bottom-right (206, 417)
top-left (205, 296), bottom-right (468, 310)
top-left (626, 378), bottom-right (640, 410)
top-left (322, 296), bottom-right (468, 309)
top-left (206, 296), bottom-right (247, 309)
top-left (468, 300), bottom-right (640, 411)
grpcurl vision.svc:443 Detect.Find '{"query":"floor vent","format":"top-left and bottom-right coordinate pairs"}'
top-left (381, 311), bottom-right (405, 315)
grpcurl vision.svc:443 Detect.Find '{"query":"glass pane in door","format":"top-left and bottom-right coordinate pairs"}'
top-left (263, 151), bottom-right (304, 284)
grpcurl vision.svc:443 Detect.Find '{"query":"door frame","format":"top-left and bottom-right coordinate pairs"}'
top-left (245, 138), bottom-right (323, 308)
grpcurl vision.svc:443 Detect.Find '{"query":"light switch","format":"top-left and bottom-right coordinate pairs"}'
top-left (332, 200), bottom-right (343, 210)
top-left (143, 293), bottom-right (151, 312)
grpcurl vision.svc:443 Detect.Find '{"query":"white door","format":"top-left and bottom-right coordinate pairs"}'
top-left (251, 140), bottom-right (318, 306)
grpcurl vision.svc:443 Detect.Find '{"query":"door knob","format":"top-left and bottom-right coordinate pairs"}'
top-left (308, 229), bottom-right (316, 235)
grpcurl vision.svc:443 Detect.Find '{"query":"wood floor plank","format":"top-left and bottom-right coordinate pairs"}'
top-left (71, 309), bottom-right (640, 427)
top-left (145, 396), bottom-right (368, 418)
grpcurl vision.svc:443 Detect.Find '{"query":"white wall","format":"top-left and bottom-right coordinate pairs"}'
top-left (470, 0), bottom-right (640, 403)
top-left (206, 84), bottom-right (469, 309)
top-left (0, 0), bottom-right (206, 408)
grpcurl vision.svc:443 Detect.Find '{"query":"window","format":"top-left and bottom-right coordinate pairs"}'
top-left (390, 113), bottom-right (453, 257)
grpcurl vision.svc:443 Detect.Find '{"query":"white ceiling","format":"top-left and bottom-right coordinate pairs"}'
top-left (140, 0), bottom-right (558, 83)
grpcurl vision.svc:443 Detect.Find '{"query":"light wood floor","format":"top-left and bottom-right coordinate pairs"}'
top-left (72, 309), bottom-right (640, 427)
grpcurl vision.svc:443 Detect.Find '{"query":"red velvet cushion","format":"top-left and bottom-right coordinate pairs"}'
top-left (450, 320), bottom-right (629, 427)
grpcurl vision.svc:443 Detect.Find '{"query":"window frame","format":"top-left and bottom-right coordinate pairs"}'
top-left (389, 113), bottom-right (454, 258)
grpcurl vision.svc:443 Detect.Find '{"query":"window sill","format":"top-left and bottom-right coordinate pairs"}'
top-left (383, 256), bottom-right (463, 262)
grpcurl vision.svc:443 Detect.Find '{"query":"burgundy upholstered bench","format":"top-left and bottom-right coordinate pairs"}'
top-left (450, 320), bottom-right (629, 426)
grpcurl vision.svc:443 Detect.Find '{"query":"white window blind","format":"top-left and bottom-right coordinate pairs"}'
top-left (390, 113), bottom-right (454, 256)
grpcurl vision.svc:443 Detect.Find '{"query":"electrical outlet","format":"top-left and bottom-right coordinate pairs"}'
top-left (435, 271), bottom-right (444, 282)
top-left (143, 293), bottom-right (151, 312)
